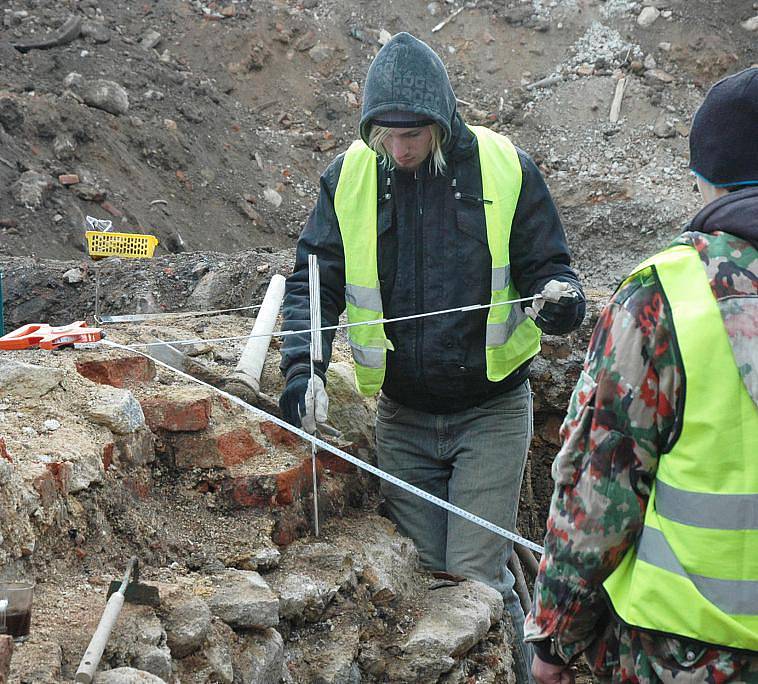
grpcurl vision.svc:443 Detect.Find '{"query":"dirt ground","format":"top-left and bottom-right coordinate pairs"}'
top-left (1, 0), bottom-right (758, 681)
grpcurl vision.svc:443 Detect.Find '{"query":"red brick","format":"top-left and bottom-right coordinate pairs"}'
top-left (260, 421), bottom-right (300, 448)
top-left (0, 635), bottom-right (13, 684)
top-left (100, 201), bottom-right (123, 217)
top-left (140, 393), bottom-right (211, 432)
top-left (58, 173), bottom-right (80, 185)
top-left (76, 353), bottom-right (156, 388)
top-left (102, 442), bottom-right (114, 470)
top-left (46, 461), bottom-right (72, 496)
top-left (274, 463), bottom-right (310, 506)
top-left (173, 428), bottom-right (265, 469)
top-left (316, 450), bottom-right (357, 475)
top-left (30, 466), bottom-right (57, 509)
top-left (0, 437), bottom-right (12, 463)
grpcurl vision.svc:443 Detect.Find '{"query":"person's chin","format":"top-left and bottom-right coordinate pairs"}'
top-left (396, 159), bottom-right (419, 171)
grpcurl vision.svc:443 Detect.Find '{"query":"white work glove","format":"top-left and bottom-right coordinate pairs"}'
top-left (525, 279), bottom-right (580, 335)
top-left (300, 375), bottom-right (329, 435)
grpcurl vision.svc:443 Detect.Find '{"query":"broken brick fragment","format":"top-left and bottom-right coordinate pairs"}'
top-left (173, 428), bottom-right (265, 469)
top-left (140, 391), bottom-right (212, 432)
top-left (76, 353), bottom-right (156, 388)
top-left (260, 420), bottom-right (299, 447)
top-left (0, 437), bottom-right (12, 462)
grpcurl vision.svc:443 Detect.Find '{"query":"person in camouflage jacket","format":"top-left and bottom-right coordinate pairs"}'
top-left (525, 67), bottom-right (758, 684)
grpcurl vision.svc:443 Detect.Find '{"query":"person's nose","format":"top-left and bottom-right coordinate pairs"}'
top-left (390, 138), bottom-right (408, 159)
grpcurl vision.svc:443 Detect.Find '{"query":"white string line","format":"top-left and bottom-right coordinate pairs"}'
top-left (98, 303), bottom-right (263, 323)
top-left (99, 338), bottom-right (544, 554)
top-left (116, 295), bottom-right (541, 349)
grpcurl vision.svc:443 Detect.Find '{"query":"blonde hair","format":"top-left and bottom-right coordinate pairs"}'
top-left (368, 123), bottom-right (447, 175)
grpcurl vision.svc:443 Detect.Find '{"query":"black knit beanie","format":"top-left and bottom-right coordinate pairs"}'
top-left (689, 67), bottom-right (758, 188)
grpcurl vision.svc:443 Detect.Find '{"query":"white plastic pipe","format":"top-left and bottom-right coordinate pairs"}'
top-left (231, 274), bottom-right (286, 393)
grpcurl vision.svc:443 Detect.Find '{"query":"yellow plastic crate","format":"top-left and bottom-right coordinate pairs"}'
top-left (85, 231), bottom-right (159, 259)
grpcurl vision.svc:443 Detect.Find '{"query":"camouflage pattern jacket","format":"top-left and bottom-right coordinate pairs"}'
top-left (525, 187), bottom-right (758, 683)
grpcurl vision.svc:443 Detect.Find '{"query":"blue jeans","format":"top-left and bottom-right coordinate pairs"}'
top-left (375, 380), bottom-right (533, 684)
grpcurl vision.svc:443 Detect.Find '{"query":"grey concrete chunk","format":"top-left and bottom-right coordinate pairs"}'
top-left (276, 572), bottom-right (338, 623)
top-left (404, 581), bottom-right (503, 657)
top-left (86, 386), bottom-right (146, 435)
top-left (165, 598), bottom-right (212, 659)
top-left (10, 171), bottom-right (55, 210)
top-left (0, 360), bottom-right (63, 398)
top-left (234, 628), bottom-right (284, 684)
top-left (94, 668), bottom-right (166, 684)
top-left (206, 570), bottom-right (279, 629)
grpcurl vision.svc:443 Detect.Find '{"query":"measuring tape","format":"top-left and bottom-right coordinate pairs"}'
top-left (101, 339), bottom-right (544, 555)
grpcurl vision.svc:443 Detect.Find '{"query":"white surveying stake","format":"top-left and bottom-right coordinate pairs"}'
top-left (308, 254), bottom-right (322, 537)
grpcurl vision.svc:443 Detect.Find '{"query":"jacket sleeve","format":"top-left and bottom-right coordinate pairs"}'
top-left (509, 149), bottom-right (585, 331)
top-left (523, 275), bottom-right (682, 662)
top-left (279, 155), bottom-right (347, 382)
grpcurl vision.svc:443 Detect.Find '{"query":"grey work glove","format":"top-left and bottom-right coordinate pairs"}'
top-left (279, 374), bottom-right (329, 435)
top-left (525, 279), bottom-right (580, 335)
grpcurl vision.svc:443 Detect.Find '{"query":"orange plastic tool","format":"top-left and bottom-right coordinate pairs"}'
top-left (0, 321), bottom-right (102, 350)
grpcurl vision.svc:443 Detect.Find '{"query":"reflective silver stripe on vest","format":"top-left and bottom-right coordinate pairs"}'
top-left (491, 265), bottom-right (511, 292)
top-left (348, 339), bottom-right (385, 369)
top-left (345, 283), bottom-right (383, 313)
top-left (638, 526), bottom-right (758, 615)
top-left (656, 480), bottom-right (758, 531)
top-left (486, 301), bottom-right (526, 347)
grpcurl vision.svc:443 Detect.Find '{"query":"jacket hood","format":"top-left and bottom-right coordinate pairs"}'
top-left (688, 186), bottom-right (758, 248)
top-left (359, 32), bottom-right (457, 145)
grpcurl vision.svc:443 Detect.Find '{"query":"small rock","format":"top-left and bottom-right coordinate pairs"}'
top-left (74, 184), bottom-right (107, 202)
top-left (653, 115), bottom-right (676, 138)
top-left (263, 188), bottom-right (282, 208)
top-left (637, 6), bottom-right (660, 26)
top-left (11, 171), bottom-right (55, 210)
top-left (0, 361), bottom-right (63, 399)
top-left (308, 42), bottom-right (333, 63)
top-left (141, 30), bottom-right (162, 50)
top-left (80, 20), bottom-right (111, 43)
top-left (62, 268), bottom-right (84, 284)
top-left (644, 68), bottom-right (674, 83)
top-left (643, 54), bottom-right (657, 70)
top-left (43, 419), bottom-right (61, 432)
top-left (741, 15), bottom-right (758, 31)
top-left (427, 2), bottom-right (441, 16)
top-left (658, 41), bottom-right (671, 51)
top-left (378, 29), bottom-right (392, 45)
top-left (65, 73), bottom-right (130, 116)
top-left (93, 668), bottom-right (166, 684)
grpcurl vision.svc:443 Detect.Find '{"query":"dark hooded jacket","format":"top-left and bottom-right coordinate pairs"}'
top-left (280, 33), bottom-right (585, 413)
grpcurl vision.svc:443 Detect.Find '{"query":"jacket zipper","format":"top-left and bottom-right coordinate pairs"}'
top-left (415, 168), bottom-right (424, 383)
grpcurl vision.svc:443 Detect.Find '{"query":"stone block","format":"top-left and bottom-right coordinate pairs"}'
top-left (234, 628), bottom-right (284, 684)
top-left (206, 570), bottom-right (279, 630)
top-left (140, 388), bottom-right (212, 432)
top-left (0, 360), bottom-right (63, 398)
top-left (115, 428), bottom-right (155, 466)
top-left (173, 428), bottom-right (265, 469)
top-left (76, 352), bottom-right (156, 387)
top-left (86, 386), bottom-right (146, 434)
top-left (165, 597), bottom-right (212, 659)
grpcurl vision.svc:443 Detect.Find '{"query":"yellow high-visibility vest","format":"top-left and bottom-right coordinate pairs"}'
top-left (333, 125), bottom-right (541, 396)
top-left (604, 244), bottom-right (758, 651)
